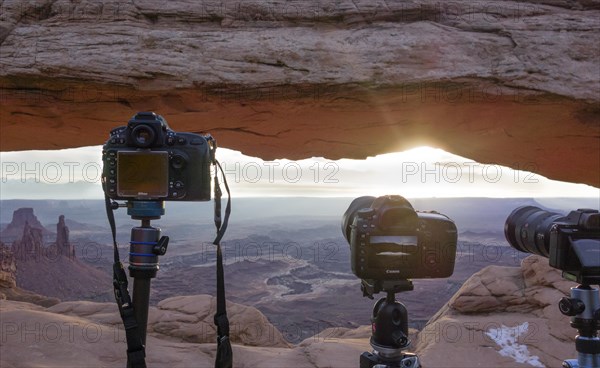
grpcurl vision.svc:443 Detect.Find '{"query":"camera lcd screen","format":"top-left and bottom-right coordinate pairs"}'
top-left (370, 236), bottom-right (418, 247)
top-left (117, 151), bottom-right (169, 198)
top-left (369, 236), bottom-right (418, 269)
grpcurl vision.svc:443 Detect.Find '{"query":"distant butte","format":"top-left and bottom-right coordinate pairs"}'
top-left (0, 1), bottom-right (598, 187)
top-left (0, 208), bottom-right (52, 241)
top-left (0, 208), bottom-right (111, 301)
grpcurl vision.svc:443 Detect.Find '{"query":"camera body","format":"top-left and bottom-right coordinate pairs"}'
top-left (344, 195), bottom-right (457, 280)
top-left (548, 210), bottom-right (599, 284)
top-left (505, 206), bottom-right (600, 284)
top-left (102, 112), bottom-right (213, 202)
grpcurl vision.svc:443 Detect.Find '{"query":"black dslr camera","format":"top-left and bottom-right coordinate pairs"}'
top-left (505, 206), bottom-right (600, 284)
top-left (343, 196), bottom-right (457, 368)
top-left (342, 195), bottom-right (457, 280)
top-left (102, 112), bottom-right (213, 201)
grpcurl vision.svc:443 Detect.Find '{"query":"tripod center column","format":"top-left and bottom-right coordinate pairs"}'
top-left (127, 201), bottom-right (165, 279)
top-left (129, 225), bottom-right (161, 278)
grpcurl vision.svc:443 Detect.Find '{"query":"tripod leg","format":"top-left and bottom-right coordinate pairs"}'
top-left (132, 277), bottom-right (152, 345)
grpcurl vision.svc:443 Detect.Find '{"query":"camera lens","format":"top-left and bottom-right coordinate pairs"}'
top-left (132, 125), bottom-right (156, 148)
top-left (504, 206), bottom-right (564, 257)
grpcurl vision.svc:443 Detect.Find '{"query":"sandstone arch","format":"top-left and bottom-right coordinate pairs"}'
top-left (1, 0), bottom-right (598, 186)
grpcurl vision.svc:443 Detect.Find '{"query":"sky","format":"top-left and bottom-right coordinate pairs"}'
top-left (0, 145), bottom-right (598, 200)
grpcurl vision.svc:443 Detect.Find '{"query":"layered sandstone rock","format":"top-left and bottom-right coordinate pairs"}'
top-left (0, 295), bottom-right (372, 367)
top-left (0, 241), bottom-right (60, 307)
top-left (0, 0), bottom-right (598, 186)
top-left (414, 255), bottom-right (579, 367)
top-left (1, 209), bottom-right (111, 301)
top-left (49, 295), bottom-right (291, 348)
top-left (11, 221), bottom-right (45, 261)
top-left (0, 208), bottom-right (52, 241)
top-left (55, 215), bottom-right (75, 258)
top-left (0, 242), bottom-right (17, 289)
top-left (0, 256), bottom-right (587, 367)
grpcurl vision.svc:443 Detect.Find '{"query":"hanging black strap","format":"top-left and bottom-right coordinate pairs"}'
top-left (105, 195), bottom-right (147, 368)
top-left (212, 160), bottom-right (233, 368)
top-left (105, 134), bottom-right (231, 368)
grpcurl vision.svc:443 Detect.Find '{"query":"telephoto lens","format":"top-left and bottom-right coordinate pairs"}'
top-left (504, 206), bottom-right (563, 257)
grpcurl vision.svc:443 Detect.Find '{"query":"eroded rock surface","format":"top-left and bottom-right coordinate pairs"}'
top-left (0, 241), bottom-right (60, 307)
top-left (1, 0), bottom-right (598, 186)
top-left (0, 208), bottom-right (111, 301)
top-left (0, 255), bottom-right (587, 367)
top-left (49, 294), bottom-right (291, 348)
top-left (0, 294), bottom-right (371, 368)
top-left (0, 242), bottom-right (16, 289)
top-left (55, 215), bottom-right (74, 258)
top-left (0, 208), bottom-right (52, 241)
top-left (414, 255), bottom-right (578, 367)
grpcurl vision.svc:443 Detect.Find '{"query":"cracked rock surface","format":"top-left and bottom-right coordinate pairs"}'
top-left (414, 255), bottom-right (578, 367)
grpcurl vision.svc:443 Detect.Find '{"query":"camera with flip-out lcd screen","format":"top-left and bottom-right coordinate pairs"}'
top-left (342, 195), bottom-right (457, 281)
top-left (101, 112), bottom-right (213, 201)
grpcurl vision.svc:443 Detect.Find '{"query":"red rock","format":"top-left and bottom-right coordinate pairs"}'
top-left (415, 255), bottom-right (579, 367)
top-left (0, 208), bottom-right (52, 242)
top-left (0, 1), bottom-right (598, 186)
top-left (0, 242), bottom-right (16, 289)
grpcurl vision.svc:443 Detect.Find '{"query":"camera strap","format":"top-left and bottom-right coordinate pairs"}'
top-left (211, 160), bottom-right (233, 368)
top-left (104, 195), bottom-right (147, 368)
top-left (104, 137), bottom-right (232, 368)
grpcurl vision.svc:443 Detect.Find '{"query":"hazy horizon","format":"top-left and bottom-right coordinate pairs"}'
top-left (2, 197), bottom-right (598, 238)
top-left (1, 145), bottom-right (598, 200)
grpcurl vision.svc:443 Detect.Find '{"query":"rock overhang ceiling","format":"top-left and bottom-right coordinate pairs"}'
top-left (0, 0), bottom-right (598, 187)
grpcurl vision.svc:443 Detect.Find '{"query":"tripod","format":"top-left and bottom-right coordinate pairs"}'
top-left (360, 280), bottom-right (421, 368)
top-left (126, 201), bottom-right (169, 348)
top-left (559, 284), bottom-right (600, 368)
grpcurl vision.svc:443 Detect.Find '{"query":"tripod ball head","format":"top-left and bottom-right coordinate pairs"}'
top-left (371, 296), bottom-right (410, 352)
